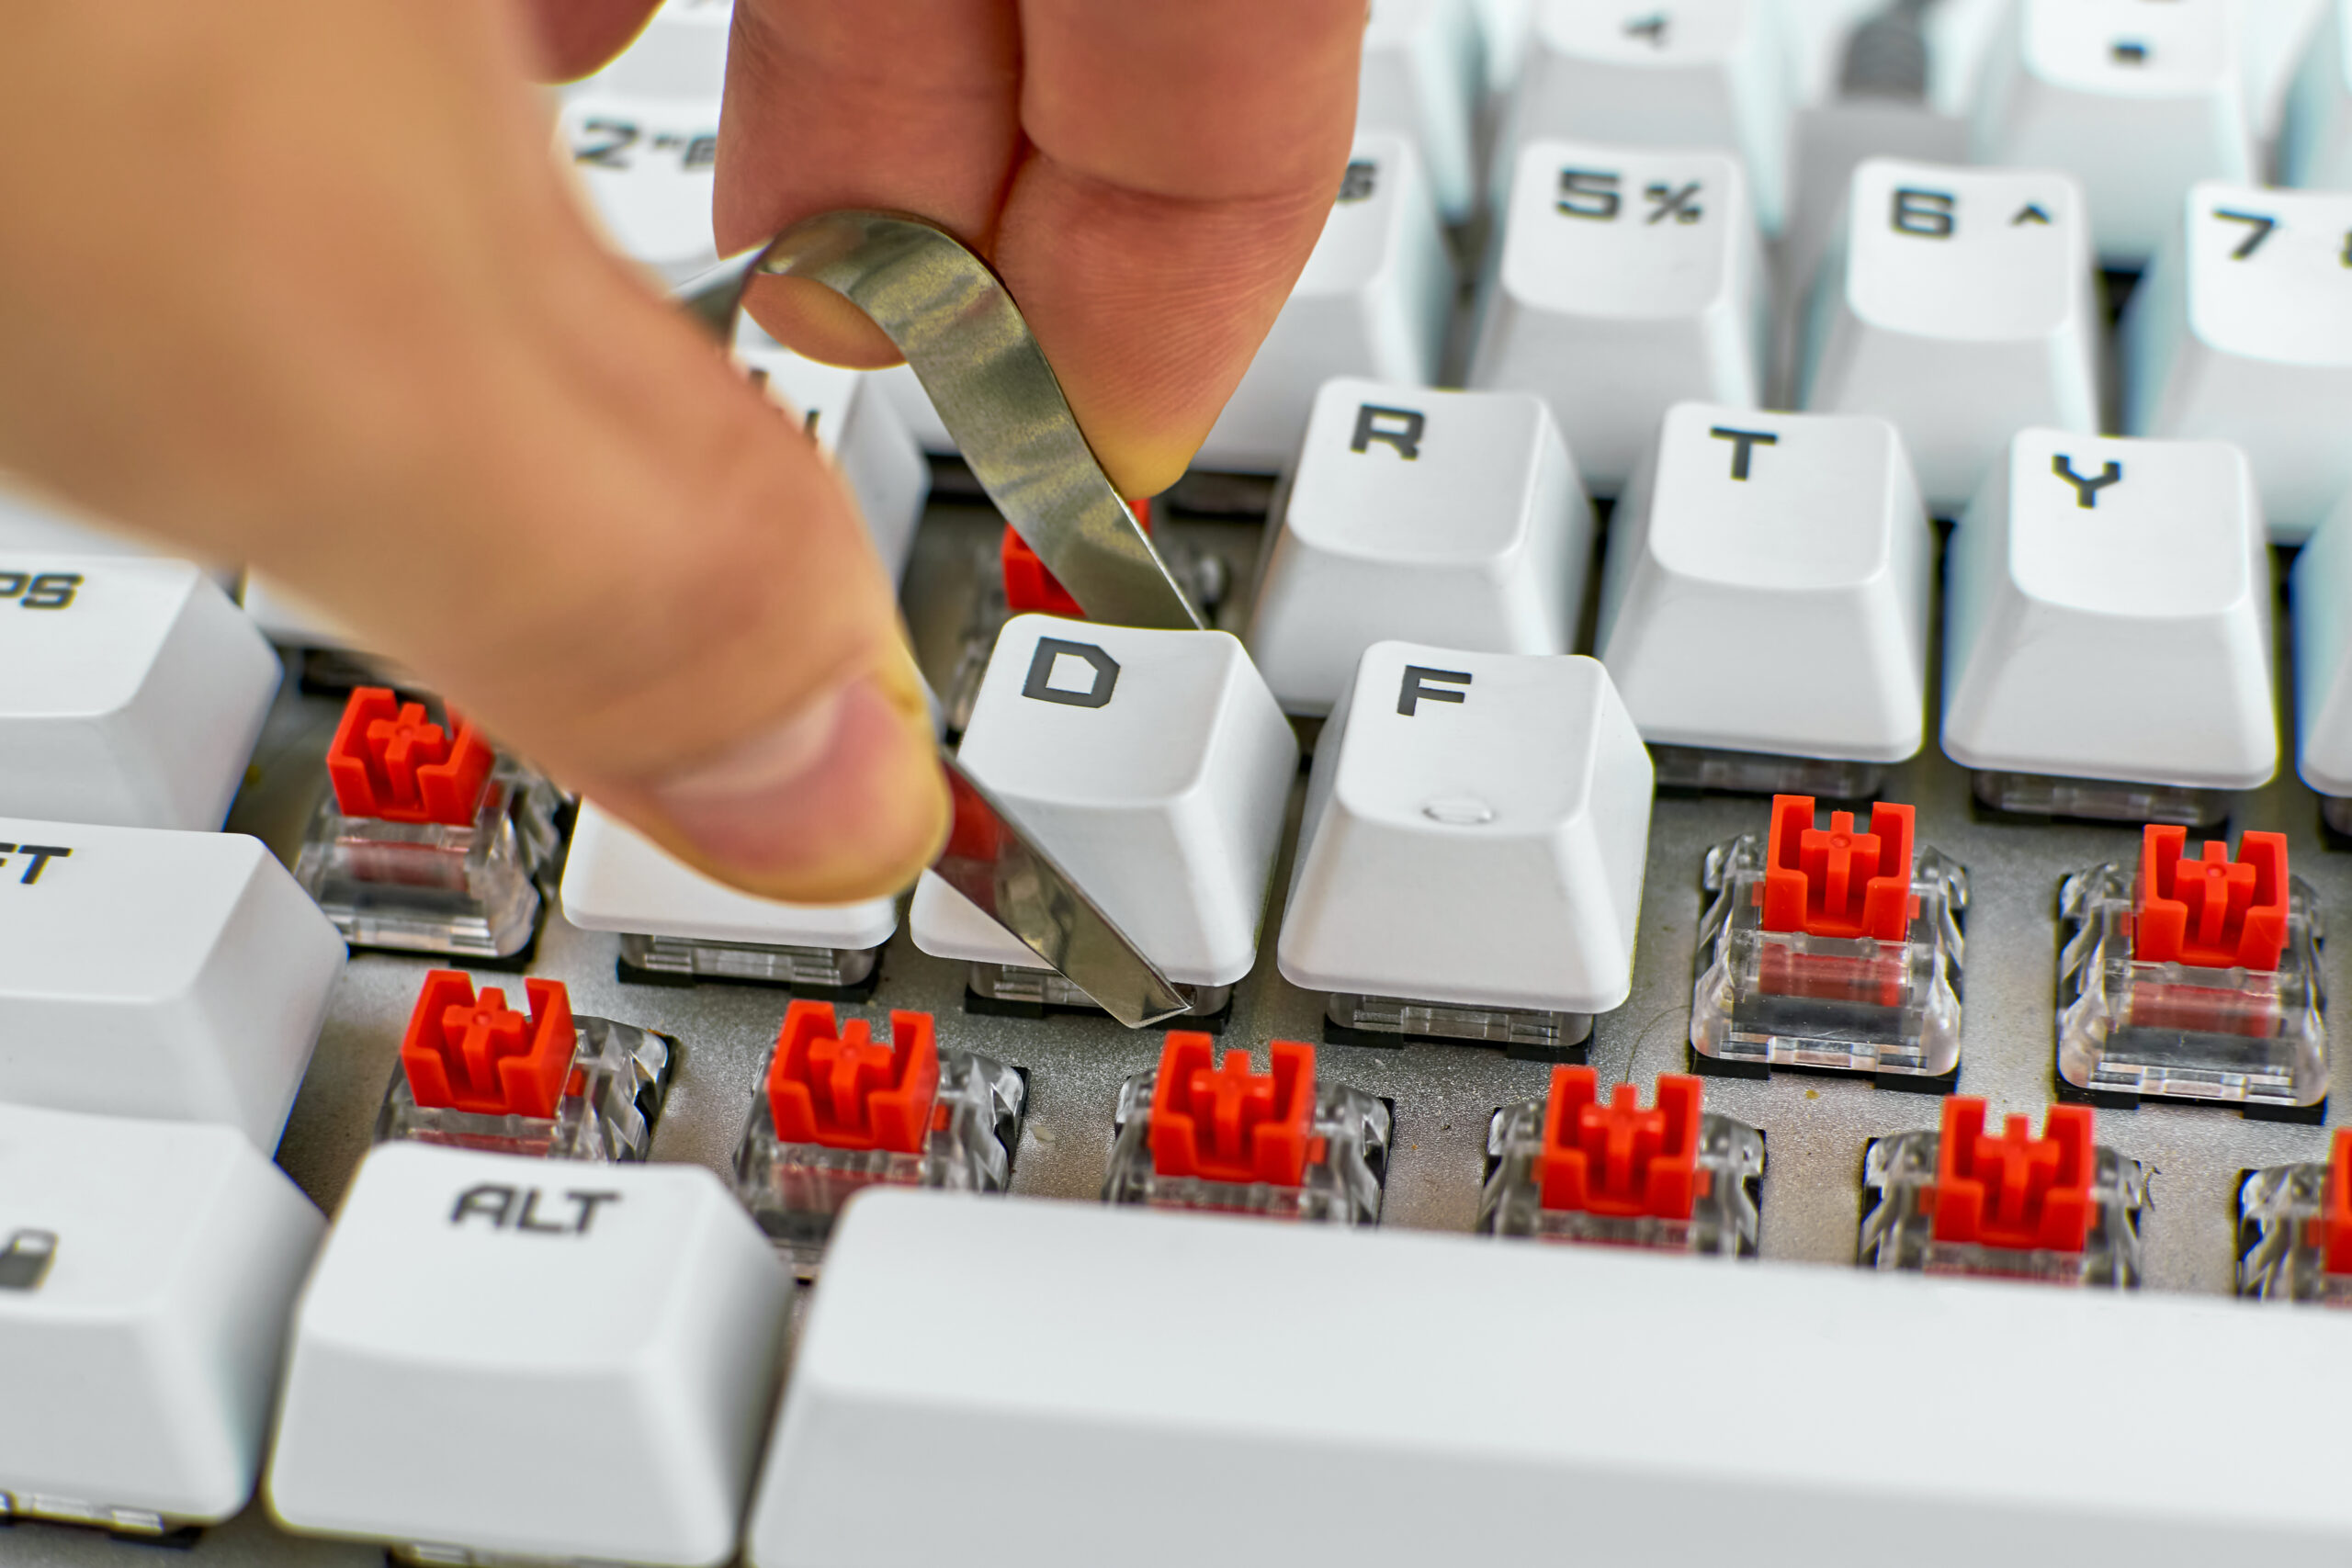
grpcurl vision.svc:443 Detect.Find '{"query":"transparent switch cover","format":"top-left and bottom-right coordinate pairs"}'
top-left (1103, 1066), bottom-right (1390, 1225)
top-left (295, 760), bottom-right (566, 960)
top-left (1326, 992), bottom-right (1590, 1055)
top-left (1476, 1098), bottom-right (1763, 1255)
top-left (620, 931), bottom-right (882, 989)
top-left (2236, 1151), bottom-right (2352, 1304)
top-left (1859, 1128), bottom-right (2148, 1287)
top-left (733, 1047), bottom-right (1025, 1275)
top-left (375, 1014), bottom-right (673, 1162)
top-left (2056, 857), bottom-right (2327, 1108)
top-left (1692, 833), bottom-right (1967, 1078)
top-left (0, 1492), bottom-right (191, 1542)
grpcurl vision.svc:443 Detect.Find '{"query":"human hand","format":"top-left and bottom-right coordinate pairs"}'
top-left (0, 0), bottom-right (1362, 901)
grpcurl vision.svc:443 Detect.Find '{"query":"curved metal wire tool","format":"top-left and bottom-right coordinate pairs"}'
top-left (675, 211), bottom-right (1194, 1028)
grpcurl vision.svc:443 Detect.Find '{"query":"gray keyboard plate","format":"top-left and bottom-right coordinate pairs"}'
top-left (10, 500), bottom-right (2345, 1565)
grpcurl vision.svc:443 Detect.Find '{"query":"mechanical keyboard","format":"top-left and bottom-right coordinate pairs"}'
top-left (12, 0), bottom-right (2352, 1561)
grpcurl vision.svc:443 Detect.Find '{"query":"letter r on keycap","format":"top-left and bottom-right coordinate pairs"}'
top-left (1022, 637), bottom-right (1120, 708)
top-left (1397, 666), bottom-right (1473, 716)
top-left (1351, 404), bottom-right (1427, 460)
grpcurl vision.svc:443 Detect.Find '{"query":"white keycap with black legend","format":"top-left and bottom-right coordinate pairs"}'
top-left (0, 818), bottom-right (344, 1149)
top-left (559, 0), bottom-right (728, 283)
top-left (2120, 182), bottom-right (2352, 539)
top-left (2283, 0), bottom-right (2352, 186)
top-left (1276, 644), bottom-right (1652, 1014)
top-left (268, 1143), bottom-right (789, 1568)
top-left (1941, 430), bottom-right (2277, 792)
top-left (1362, 0), bottom-right (1484, 223)
top-left (1469, 140), bottom-right (1765, 492)
top-left (1798, 158), bottom-right (2100, 512)
top-left (1243, 379), bottom-right (1593, 716)
top-left (2292, 491), bottom-right (2352, 799)
top-left (1970, 0), bottom-right (2253, 263)
top-left (736, 324), bottom-right (932, 580)
top-left (1193, 134), bottom-right (1453, 473)
top-left (1596, 403), bottom-right (1934, 765)
top-left (0, 1104), bottom-right (322, 1533)
top-left (560, 800), bottom-right (899, 954)
top-left (0, 557), bottom-right (279, 832)
top-left (910, 615), bottom-right (1297, 990)
top-left (1499, 0), bottom-right (1795, 231)
top-left (748, 1188), bottom-right (2352, 1568)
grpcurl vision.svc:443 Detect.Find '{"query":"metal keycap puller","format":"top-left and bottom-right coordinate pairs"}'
top-left (676, 210), bottom-right (1198, 1028)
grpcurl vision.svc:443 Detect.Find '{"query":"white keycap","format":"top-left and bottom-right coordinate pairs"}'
top-left (0, 818), bottom-right (344, 1149)
top-left (0, 1104), bottom-right (322, 1529)
top-left (2120, 182), bottom-right (2352, 539)
top-left (1244, 378), bottom-right (1593, 716)
top-left (1798, 158), bottom-right (2100, 512)
top-left (0, 557), bottom-right (279, 831)
top-left (749, 1187), bottom-right (2352, 1568)
top-left (1970, 0), bottom-right (2254, 263)
top-left (560, 800), bottom-right (899, 952)
top-left (1277, 643), bottom-right (1652, 1013)
top-left (1193, 134), bottom-right (1453, 474)
top-left (558, 1), bottom-right (729, 277)
top-left (1469, 140), bottom-right (1765, 492)
top-left (1499, 0), bottom-right (1795, 231)
top-left (559, 95), bottom-right (722, 278)
top-left (1942, 429), bottom-right (2277, 790)
top-left (911, 615), bottom-right (1297, 989)
top-left (1363, 0), bottom-right (1485, 223)
top-left (268, 1143), bottom-right (789, 1567)
top-left (876, 362), bottom-right (956, 456)
top-left (2284, 0), bottom-right (2352, 186)
top-left (2290, 488), bottom-right (2352, 795)
top-left (737, 325), bottom-right (931, 580)
top-left (1597, 403), bottom-right (1933, 763)
top-left (2238, 0), bottom-right (2330, 142)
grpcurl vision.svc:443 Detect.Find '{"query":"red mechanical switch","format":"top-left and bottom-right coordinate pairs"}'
top-left (2324, 1128), bottom-right (2352, 1277)
top-left (1928, 1097), bottom-right (2094, 1253)
top-left (1536, 1067), bottom-right (1703, 1219)
top-left (327, 686), bottom-right (495, 827)
top-left (1148, 1032), bottom-right (1314, 1186)
top-left (766, 1000), bottom-right (940, 1155)
top-left (1001, 496), bottom-right (1152, 618)
top-left (2132, 825), bottom-right (2290, 972)
top-left (1759, 795), bottom-right (1917, 941)
top-left (401, 971), bottom-right (576, 1120)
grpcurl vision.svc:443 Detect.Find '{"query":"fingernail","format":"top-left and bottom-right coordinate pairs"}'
top-left (648, 666), bottom-right (946, 903)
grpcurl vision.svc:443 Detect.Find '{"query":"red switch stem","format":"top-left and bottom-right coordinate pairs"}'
top-left (326, 686), bottom-right (495, 827)
top-left (2132, 825), bottom-right (2289, 972)
top-left (1928, 1097), bottom-right (2094, 1253)
top-left (1148, 1032), bottom-right (1314, 1187)
top-left (765, 999), bottom-right (940, 1154)
top-left (1536, 1067), bottom-right (1704, 1219)
top-left (1759, 795), bottom-right (1917, 942)
top-left (2324, 1128), bottom-right (2352, 1277)
top-left (400, 971), bottom-right (576, 1119)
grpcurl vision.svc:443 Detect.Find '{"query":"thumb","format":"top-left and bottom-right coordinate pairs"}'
top-left (0, 0), bottom-right (947, 904)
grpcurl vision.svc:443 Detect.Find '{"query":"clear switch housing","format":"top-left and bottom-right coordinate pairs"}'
top-left (295, 687), bottom-right (564, 960)
top-left (2057, 826), bottom-right (2327, 1111)
top-left (1860, 1098), bottom-right (2147, 1287)
top-left (1692, 795), bottom-right (1966, 1082)
top-left (1103, 1034), bottom-right (1388, 1225)
top-left (732, 1001), bottom-right (1023, 1274)
top-left (374, 972), bottom-right (673, 1162)
top-left (2236, 1130), bottom-right (2352, 1303)
top-left (1478, 1068), bottom-right (1762, 1255)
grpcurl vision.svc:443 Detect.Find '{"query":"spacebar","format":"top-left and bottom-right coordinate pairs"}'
top-left (752, 1190), bottom-right (2349, 1566)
